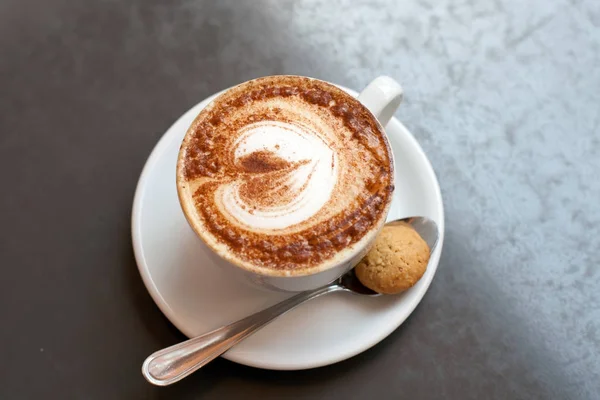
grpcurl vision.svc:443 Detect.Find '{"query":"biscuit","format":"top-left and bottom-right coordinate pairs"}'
top-left (356, 222), bottom-right (430, 294)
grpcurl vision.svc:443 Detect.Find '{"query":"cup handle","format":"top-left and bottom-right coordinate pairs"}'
top-left (357, 76), bottom-right (403, 128)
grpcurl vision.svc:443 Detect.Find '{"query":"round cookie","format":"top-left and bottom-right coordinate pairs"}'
top-left (356, 222), bottom-right (430, 294)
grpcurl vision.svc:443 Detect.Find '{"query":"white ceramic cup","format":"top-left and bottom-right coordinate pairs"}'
top-left (179, 76), bottom-right (403, 292)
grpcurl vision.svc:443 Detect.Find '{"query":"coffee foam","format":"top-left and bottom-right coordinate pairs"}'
top-left (177, 76), bottom-right (394, 274)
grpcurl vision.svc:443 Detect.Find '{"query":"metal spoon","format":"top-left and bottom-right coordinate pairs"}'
top-left (142, 216), bottom-right (438, 386)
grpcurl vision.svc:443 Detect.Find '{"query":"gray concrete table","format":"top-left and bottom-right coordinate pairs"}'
top-left (1, 0), bottom-right (598, 398)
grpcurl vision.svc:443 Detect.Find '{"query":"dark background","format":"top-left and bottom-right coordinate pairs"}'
top-left (1, 0), bottom-right (598, 399)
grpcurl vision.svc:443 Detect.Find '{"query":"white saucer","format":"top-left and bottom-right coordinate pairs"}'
top-left (132, 86), bottom-right (445, 370)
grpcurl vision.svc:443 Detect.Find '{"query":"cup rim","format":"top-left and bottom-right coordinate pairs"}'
top-left (175, 74), bottom-right (395, 278)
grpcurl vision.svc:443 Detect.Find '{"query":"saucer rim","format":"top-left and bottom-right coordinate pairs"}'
top-left (132, 85), bottom-right (445, 370)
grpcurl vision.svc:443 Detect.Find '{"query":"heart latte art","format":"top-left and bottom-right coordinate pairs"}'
top-left (223, 120), bottom-right (337, 231)
top-left (177, 76), bottom-right (394, 273)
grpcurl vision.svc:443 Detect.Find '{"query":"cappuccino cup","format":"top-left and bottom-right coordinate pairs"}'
top-left (177, 75), bottom-right (402, 291)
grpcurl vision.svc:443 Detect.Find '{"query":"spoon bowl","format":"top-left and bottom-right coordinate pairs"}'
top-left (335, 216), bottom-right (438, 296)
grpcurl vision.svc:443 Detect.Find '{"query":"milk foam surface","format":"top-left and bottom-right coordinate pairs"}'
top-left (177, 76), bottom-right (394, 272)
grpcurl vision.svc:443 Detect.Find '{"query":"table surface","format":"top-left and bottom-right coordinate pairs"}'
top-left (1, 0), bottom-right (599, 399)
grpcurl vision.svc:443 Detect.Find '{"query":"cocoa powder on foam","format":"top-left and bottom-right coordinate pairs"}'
top-left (178, 76), bottom-right (394, 271)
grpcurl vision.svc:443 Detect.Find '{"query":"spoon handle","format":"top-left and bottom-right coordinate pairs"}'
top-left (142, 283), bottom-right (342, 386)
